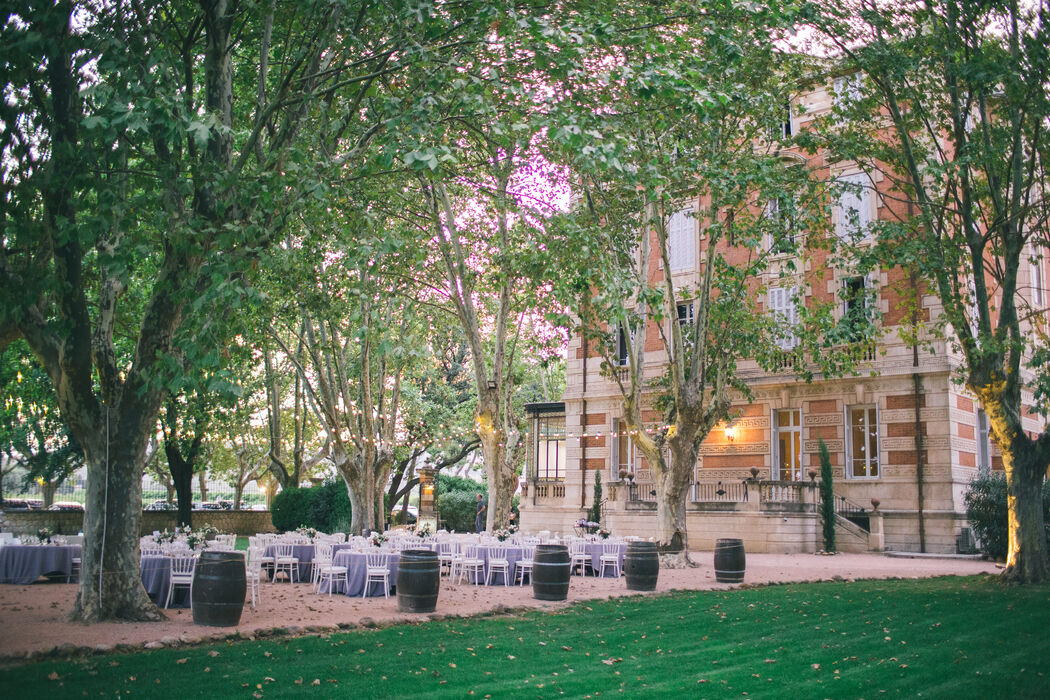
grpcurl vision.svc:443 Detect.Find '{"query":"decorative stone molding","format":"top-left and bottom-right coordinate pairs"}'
top-left (699, 442), bottom-right (770, 456)
top-left (881, 436), bottom-right (949, 450)
top-left (728, 415), bottom-right (770, 429)
top-left (879, 408), bottom-right (942, 423)
top-left (804, 439), bottom-right (843, 452)
top-left (804, 413), bottom-right (842, 426)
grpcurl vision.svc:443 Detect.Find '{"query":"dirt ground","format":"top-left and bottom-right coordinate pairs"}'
top-left (0, 552), bottom-right (997, 661)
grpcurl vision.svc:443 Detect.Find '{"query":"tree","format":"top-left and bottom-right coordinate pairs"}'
top-left (545, 2), bottom-right (841, 562)
top-left (810, 0), bottom-right (1050, 582)
top-left (0, 341), bottom-right (83, 507)
top-left (0, 0), bottom-right (448, 621)
top-left (819, 438), bottom-right (836, 553)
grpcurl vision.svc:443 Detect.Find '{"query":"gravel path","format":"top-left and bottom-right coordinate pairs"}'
top-left (0, 551), bottom-right (997, 661)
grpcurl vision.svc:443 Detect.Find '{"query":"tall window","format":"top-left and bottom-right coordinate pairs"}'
top-left (833, 72), bottom-right (863, 124)
top-left (774, 409), bottom-right (802, 481)
top-left (667, 207), bottom-right (695, 272)
top-left (976, 408), bottom-right (991, 475)
top-left (611, 419), bottom-right (635, 479)
top-left (1031, 251), bottom-right (1045, 307)
top-left (676, 302), bottom-right (695, 355)
top-left (836, 174), bottom-right (873, 242)
top-left (615, 324), bottom-right (630, 367)
top-left (770, 99), bottom-right (793, 139)
top-left (768, 286), bottom-right (800, 350)
top-left (765, 195), bottom-right (796, 254)
top-left (534, 415), bottom-right (565, 480)
top-left (846, 405), bottom-right (879, 478)
top-left (841, 275), bottom-right (873, 341)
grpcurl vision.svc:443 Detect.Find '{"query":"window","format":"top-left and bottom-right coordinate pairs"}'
top-left (534, 415), bottom-right (565, 480)
top-left (765, 195), bottom-right (796, 254)
top-left (768, 286), bottom-right (800, 350)
top-left (773, 409), bottom-right (802, 481)
top-left (667, 207), bottom-right (695, 272)
top-left (841, 275), bottom-right (873, 341)
top-left (616, 324), bottom-right (630, 367)
top-left (976, 408), bottom-right (991, 475)
top-left (770, 99), bottom-right (793, 140)
top-left (833, 73), bottom-right (862, 123)
top-left (676, 302), bottom-right (695, 354)
top-left (610, 419), bottom-right (636, 479)
top-left (1031, 251), bottom-right (1045, 308)
top-left (846, 405), bottom-right (879, 478)
top-left (836, 174), bottom-right (873, 242)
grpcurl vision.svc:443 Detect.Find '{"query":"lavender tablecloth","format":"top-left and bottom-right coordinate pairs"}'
top-left (140, 554), bottom-right (193, 608)
top-left (323, 550), bottom-right (401, 596)
top-left (264, 543), bottom-right (315, 582)
top-left (583, 542), bottom-right (626, 576)
top-left (0, 545), bottom-right (81, 584)
top-left (473, 545), bottom-right (525, 585)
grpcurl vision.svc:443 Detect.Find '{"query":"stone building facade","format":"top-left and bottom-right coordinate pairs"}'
top-left (519, 79), bottom-right (1045, 554)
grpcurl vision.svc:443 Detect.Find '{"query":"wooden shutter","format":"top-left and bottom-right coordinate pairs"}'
top-left (667, 208), bottom-right (694, 272)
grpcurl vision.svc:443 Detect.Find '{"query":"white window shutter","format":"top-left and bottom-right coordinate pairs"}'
top-left (837, 174), bottom-right (872, 242)
top-left (769, 286), bottom-right (799, 350)
top-left (667, 208), bottom-right (694, 272)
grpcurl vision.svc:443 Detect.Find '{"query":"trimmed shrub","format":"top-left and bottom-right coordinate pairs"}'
top-left (270, 487), bottom-right (314, 532)
top-left (438, 473), bottom-right (485, 495)
top-left (589, 471), bottom-right (602, 525)
top-left (439, 490), bottom-right (482, 532)
top-left (310, 480), bottom-right (353, 533)
top-left (271, 481), bottom-right (352, 533)
top-left (964, 472), bottom-right (1050, 561)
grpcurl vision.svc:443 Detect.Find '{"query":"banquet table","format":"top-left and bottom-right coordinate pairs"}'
top-left (262, 542), bottom-right (357, 582)
top-left (472, 544), bottom-right (526, 585)
top-left (0, 544), bottom-right (81, 584)
top-left (140, 554), bottom-right (191, 608)
top-left (322, 550), bottom-right (401, 596)
top-left (583, 542), bottom-right (627, 577)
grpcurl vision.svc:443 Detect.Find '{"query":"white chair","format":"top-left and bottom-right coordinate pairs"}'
top-left (515, 545), bottom-right (535, 586)
top-left (569, 540), bottom-right (590, 576)
top-left (165, 555), bottom-right (196, 608)
top-left (315, 546), bottom-right (349, 597)
top-left (364, 551), bottom-right (391, 598)
top-left (456, 544), bottom-right (485, 585)
top-left (485, 545), bottom-right (511, 586)
top-left (246, 548), bottom-right (263, 607)
top-left (274, 542), bottom-right (300, 583)
top-left (311, 542), bottom-right (334, 591)
top-left (599, 542), bottom-right (622, 578)
top-left (436, 540), bottom-right (456, 574)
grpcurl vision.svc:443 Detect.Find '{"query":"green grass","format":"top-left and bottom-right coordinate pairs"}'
top-left (3, 576), bottom-right (1048, 698)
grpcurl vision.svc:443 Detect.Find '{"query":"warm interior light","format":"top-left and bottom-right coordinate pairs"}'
top-left (724, 425), bottom-right (736, 442)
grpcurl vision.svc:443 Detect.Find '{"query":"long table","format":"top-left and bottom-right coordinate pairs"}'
top-left (321, 550), bottom-right (401, 596)
top-left (0, 544), bottom-right (81, 584)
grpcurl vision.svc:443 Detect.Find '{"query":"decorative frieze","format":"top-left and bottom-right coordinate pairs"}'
top-left (881, 436), bottom-right (949, 450)
top-left (804, 439), bottom-right (843, 452)
top-left (699, 442), bottom-right (770, 456)
top-left (728, 415), bottom-right (770, 429)
top-left (880, 408), bottom-right (942, 423)
top-left (804, 414), bottom-right (842, 426)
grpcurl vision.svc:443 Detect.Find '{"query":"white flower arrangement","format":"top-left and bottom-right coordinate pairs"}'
top-left (493, 528), bottom-right (512, 542)
top-left (367, 531), bottom-right (388, 548)
top-left (415, 522), bottom-right (433, 538)
top-left (296, 526), bottom-right (319, 541)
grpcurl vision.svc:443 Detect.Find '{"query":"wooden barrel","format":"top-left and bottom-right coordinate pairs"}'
top-left (397, 549), bottom-right (440, 613)
top-left (623, 541), bottom-right (659, 591)
top-left (713, 538), bottom-right (745, 583)
top-left (192, 550), bottom-right (246, 626)
top-left (532, 544), bottom-right (570, 601)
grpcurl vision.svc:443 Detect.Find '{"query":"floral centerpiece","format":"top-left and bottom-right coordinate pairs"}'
top-left (153, 529), bottom-right (178, 546)
top-left (493, 528), bottom-right (512, 542)
top-left (37, 527), bottom-right (54, 544)
top-left (597, 528), bottom-right (611, 540)
top-left (367, 531), bottom-right (387, 548)
top-left (296, 526), bottom-right (319, 541)
top-left (200, 523), bottom-right (221, 540)
top-left (575, 518), bottom-right (600, 535)
top-left (185, 528), bottom-right (207, 550)
top-left (415, 522), bottom-right (432, 539)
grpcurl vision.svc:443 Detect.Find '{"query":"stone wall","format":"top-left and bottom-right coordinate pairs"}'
top-left (0, 510), bottom-right (275, 537)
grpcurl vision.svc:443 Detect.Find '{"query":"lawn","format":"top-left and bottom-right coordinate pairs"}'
top-left (3, 576), bottom-right (1047, 698)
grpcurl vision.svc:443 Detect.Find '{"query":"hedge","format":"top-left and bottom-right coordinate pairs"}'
top-left (271, 481), bottom-right (353, 533)
top-left (964, 472), bottom-right (1050, 561)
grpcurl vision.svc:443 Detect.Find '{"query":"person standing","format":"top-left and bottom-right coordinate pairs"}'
top-left (475, 493), bottom-right (487, 533)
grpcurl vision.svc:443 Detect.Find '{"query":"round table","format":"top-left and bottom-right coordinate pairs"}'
top-left (323, 550), bottom-right (401, 596)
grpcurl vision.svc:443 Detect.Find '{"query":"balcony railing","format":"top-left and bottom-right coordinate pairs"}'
top-left (628, 482), bottom-right (657, 502)
top-left (692, 480), bottom-right (746, 502)
top-left (532, 481), bottom-right (566, 499)
top-left (760, 480), bottom-right (804, 503)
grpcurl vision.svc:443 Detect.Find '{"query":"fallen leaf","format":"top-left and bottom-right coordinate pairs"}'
top-left (311, 679), bottom-right (321, 686)
top-left (175, 658), bottom-right (188, 665)
top-left (48, 672), bottom-right (59, 681)
top-left (208, 651), bottom-right (220, 658)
